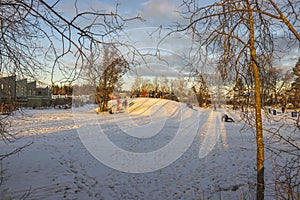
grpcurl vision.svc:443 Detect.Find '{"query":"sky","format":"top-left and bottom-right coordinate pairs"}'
top-left (45, 0), bottom-right (299, 89)
top-left (48, 0), bottom-right (204, 88)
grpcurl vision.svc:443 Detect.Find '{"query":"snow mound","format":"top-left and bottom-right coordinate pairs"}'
top-left (128, 98), bottom-right (184, 117)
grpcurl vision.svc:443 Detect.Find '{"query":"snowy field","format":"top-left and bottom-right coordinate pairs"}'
top-left (0, 98), bottom-right (298, 199)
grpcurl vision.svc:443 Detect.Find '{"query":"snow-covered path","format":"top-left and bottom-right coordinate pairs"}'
top-left (0, 99), bottom-right (258, 199)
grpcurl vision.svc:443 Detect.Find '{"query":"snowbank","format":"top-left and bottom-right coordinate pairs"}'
top-left (1, 98), bottom-right (291, 199)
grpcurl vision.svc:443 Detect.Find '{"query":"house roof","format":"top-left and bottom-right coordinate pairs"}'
top-left (0, 74), bottom-right (16, 78)
top-left (36, 81), bottom-right (50, 88)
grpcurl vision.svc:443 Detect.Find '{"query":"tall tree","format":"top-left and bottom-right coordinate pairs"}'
top-left (191, 73), bottom-right (209, 107)
top-left (95, 45), bottom-right (129, 112)
top-left (131, 76), bottom-right (144, 94)
top-left (152, 77), bottom-right (160, 94)
top-left (292, 57), bottom-right (300, 108)
top-left (177, 1), bottom-right (300, 199)
top-left (233, 77), bottom-right (246, 105)
top-left (159, 75), bottom-right (170, 93)
top-left (172, 75), bottom-right (189, 102)
top-left (0, 0), bottom-right (140, 81)
top-left (0, 0), bottom-right (140, 190)
top-left (261, 67), bottom-right (293, 106)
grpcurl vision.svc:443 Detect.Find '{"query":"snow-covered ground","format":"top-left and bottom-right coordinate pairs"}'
top-left (0, 98), bottom-right (298, 199)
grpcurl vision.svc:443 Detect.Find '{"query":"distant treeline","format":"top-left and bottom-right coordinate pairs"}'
top-left (51, 85), bottom-right (73, 95)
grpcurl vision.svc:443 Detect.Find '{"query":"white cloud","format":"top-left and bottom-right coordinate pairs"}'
top-left (140, 0), bottom-right (181, 24)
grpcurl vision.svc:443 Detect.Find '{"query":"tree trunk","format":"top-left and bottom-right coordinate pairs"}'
top-left (248, 3), bottom-right (265, 199)
top-left (101, 74), bottom-right (109, 112)
top-left (191, 86), bottom-right (204, 107)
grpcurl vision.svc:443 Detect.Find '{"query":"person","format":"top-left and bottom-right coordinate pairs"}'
top-left (222, 114), bottom-right (235, 122)
top-left (116, 98), bottom-right (121, 112)
top-left (122, 98), bottom-right (128, 109)
top-left (142, 90), bottom-right (147, 97)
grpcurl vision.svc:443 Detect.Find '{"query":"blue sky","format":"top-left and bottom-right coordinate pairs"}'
top-left (57, 0), bottom-right (215, 26)
top-left (49, 0), bottom-right (203, 86)
top-left (46, 0), bottom-right (299, 88)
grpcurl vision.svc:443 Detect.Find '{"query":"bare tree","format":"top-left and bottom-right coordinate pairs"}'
top-left (159, 75), bottom-right (171, 94)
top-left (152, 77), bottom-right (160, 94)
top-left (191, 72), bottom-right (210, 107)
top-left (0, 0), bottom-right (141, 81)
top-left (261, 67), bottom-right (293, 106)
top-left (292, 57), bottom-right (300, 108)
top-left (176, 0), bottom-right (300, 199)
top-left (131, 76), bottom-right (144, 94)
top-left (232, 77), bottom-right (246, 106)
top-left (172, 75), bottom-right (189, 103)
top-left (0, 0), bottom-right (141, 192)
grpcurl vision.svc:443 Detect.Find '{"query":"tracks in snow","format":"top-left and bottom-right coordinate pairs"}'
top-left (198, 110), bottom-right (228, 159)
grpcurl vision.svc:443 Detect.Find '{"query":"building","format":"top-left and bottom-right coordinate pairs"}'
top-left (27, 81), bottom-right (51, 108)
top-left (0, 74), bottom-right (16, 104)
top-left (0, 74), bottom-right (51, 108)
top-left (16, 78), bottom-right (28, 107)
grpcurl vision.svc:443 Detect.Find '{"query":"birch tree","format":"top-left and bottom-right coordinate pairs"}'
top-left (177, 0), bottom-right (300, 199)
